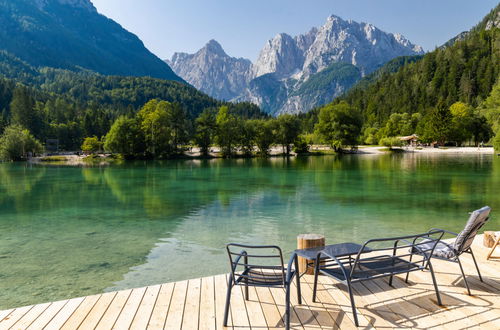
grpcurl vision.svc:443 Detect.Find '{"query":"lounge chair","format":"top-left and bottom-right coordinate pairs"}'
top-left (408, 206), bottom-right (491, 295)
top-left (224, 243), bottom-right (301, 330)
top-left (486, 231), bottom-right (499, 260)
top-left (312, 230), bottom-right (445, 327)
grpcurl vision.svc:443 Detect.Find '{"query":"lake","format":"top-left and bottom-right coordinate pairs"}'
top-left (0, 153), bottom-right (498, 309)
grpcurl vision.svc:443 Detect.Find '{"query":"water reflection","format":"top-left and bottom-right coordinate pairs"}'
top-left (0, 154), bottom-right (498, 309)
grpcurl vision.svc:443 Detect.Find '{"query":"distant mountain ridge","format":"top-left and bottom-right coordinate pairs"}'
top-left (168, 15), bottom-right (424, 115)
top-left (0, 0), bottom-right (183, 82)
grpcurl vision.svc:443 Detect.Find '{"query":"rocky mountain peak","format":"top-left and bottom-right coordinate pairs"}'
top-left (34, 0), bottom-right (96, 12)
top-left (169, 14), bottom-right (424, 114)
top-left (204, 39), bottom-right (226, 56)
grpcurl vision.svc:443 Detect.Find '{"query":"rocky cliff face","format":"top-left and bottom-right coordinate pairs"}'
top-left (168, 15), bottom-right (424, 114)
top-left (168, 40), bottom-right (252, 100)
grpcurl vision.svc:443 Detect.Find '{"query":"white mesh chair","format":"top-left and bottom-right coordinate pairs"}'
top-left (407, 206), bottom-right (491, 295)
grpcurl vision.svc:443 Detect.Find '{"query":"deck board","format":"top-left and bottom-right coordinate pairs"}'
top-left (1, 235), bottom-right (499, 329)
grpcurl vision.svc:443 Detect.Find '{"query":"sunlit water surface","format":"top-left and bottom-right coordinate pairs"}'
top-left (0, 153), bottom-right (498, 309)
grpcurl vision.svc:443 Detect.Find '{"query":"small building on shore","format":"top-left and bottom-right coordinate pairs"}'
top-left (399, 134), bottom-right (419, 147)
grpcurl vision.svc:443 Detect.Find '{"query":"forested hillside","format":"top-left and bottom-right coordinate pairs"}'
top-left (318, 4), bottom-right (500, 146)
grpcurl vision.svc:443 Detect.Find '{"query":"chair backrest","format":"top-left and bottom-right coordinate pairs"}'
top-left (226, 243), bottom-right (285, 287)
top-left (453, 206), bottom-right (491, 254)
top-left (350, 230), bottom-right (445, 279)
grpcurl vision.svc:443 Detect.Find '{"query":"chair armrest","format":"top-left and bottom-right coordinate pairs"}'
top-left (430, 228), bottom-right (458, 236)
top-left (286, 253), bottom-right (298, 283)
top-left (318, 252), bottom-right (351, 282)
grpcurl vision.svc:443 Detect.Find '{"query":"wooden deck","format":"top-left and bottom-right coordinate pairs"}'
top-left (1, 236), bottom-right (499, 329)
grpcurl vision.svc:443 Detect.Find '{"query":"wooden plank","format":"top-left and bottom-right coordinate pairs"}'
top-left (78, 291), bottom-right (117, 329)
top-left (301, 276), bottom-right (358, 330)
top-left (0, 310), bottom-right (13, 323)
top-left (292, 277), bottom-right (338, 329)
top-left (130, 285), bottom-right (161, 329)
top-left (267, 285), bottom-right (308, 330)
top-left (287, 277), bottom-right (322, 329)
top-left (408, 266), bottom-right (499, 328)
top-left (214, 274), bottom-right (232, 330)
top-left (94, 290), bottom-right (132, 330)
top-left (147, 283), bottom-right (175, 329)
top-left (112, 286), bottom-right (147, 329)
top-left (164, 280), bottom-right (188, 330)
top-left (9, 302), bottom-right (51, 330)
top-left (254, 286), bottom-right (283, 329)
top-left (44, 297), bottom-right (85, 330)
top-left (228, 285), bottom-right (251, 329)
top-left (242, 286), bottom-right (268, 328)
top-left (315, 274), bottom-right (372, 328)
top-left (26, 300), bottom-right (67, 330)
top-left (198, 276), bottom-right (216, 330)
top-left (0, 305), bottom-right (34, 330)
top-left (181, 278), bottom-right (202, 329)
top-left (60, 295), bottom-right (100, 330)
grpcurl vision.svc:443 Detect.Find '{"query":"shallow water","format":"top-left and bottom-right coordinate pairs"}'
top-left (0, 153), bottom-right (498, 309)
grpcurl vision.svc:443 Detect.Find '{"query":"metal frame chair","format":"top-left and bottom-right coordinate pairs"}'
top-left (312, 230), bottom-right (445, 327)
top-left (410, 206), bottom-right (492, 295)
top-left (224, 243), bottom-right (301, 330)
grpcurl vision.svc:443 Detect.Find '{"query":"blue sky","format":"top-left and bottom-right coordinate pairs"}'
top-left (91, 0), bottom-right (498, 61)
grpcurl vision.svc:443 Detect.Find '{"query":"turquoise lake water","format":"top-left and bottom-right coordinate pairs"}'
top-left (0, 153), bottom-right (498, 309)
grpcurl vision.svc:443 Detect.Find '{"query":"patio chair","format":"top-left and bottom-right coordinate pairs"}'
top-left (224, 243), bottom-right (301, 330)
top-left (408, 206), bottom-right (491, 295)
top-left (312, 230), bottom-right (445, 327)
top-left (486, 231), bottom-right (500, 260)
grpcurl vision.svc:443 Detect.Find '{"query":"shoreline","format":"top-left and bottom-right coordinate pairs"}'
top-left (28, 146), bottom-right (496, 166)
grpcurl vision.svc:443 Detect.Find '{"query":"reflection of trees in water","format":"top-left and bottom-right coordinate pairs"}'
top-left (0, 164), bottom-right (46, 199)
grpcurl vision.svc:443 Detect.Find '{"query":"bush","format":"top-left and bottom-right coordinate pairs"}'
top-left (0, 125), bottom-right (43, 161)
top-left (379, 137), bottom-right (404, 148)
top-left (81, 136), bottom-right (102, 154)
top-left (293, 136), bottom-right (310, 154)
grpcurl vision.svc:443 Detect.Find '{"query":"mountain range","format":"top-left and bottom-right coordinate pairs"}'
top-left (168, 15), bottom-right (424, 115)
top-left (0, 0), bottom-right (182, 82)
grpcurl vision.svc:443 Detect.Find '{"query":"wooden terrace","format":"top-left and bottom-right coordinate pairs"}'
top-left (0, 236), bottom-right (499, 329)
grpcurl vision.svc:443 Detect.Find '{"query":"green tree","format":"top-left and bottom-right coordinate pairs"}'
top-left (167, 103), bottom-right (190, 153)
top-left (482, 82), bottom-right (500, 132)
top-left (494, 130), bottom-right (500, 151)
top-left (0, 125), bottom-right (43, 161)
top-left (276, 114), bottom-right (301, 155)
top-left (104, 116), bottom-right (143, 157)
top-left (419, 105), bottom-right (453, 144)
top-left (449, 102), bottom-right (473, 145)
top-left (314, 101), bottom-right (362, 151)
top-left (215, 106), bottom-right (240, 157)
top-left (81, 136), bottom-right (102, 154)
top-left (137, 100), bottom-right (173, 157)
top-left (10, 86), bottom-right (39, 135)
top-left (239, 120), bottom-right (257, 156)
top-left (253, 119), bottom-right (276, 156)
top-left (194, 108), bottom-right (217, 156)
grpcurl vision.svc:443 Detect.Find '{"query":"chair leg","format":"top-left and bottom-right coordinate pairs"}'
top-left (405, 254), bottom-right (414, 283)
top-left (244, 279), bottom-right (249, 300)
top-left (312, 259), bottom-right (320, 303)
top-left (468, 248), bottom-right (483, 282)
top-left (294, 257), bottom-right (302, 305)
top-left (285, 284), bottom-right (291, 330)
top-left (346, 281), bottom-right (359, 327)
top-left (457, 257), bottom-right (471, 295)
top-left (428, 262), bottom-right (442, 306)
top-left (223, 276), bottom-right (233, 326)
top-left (487, 235), bottom-right (500, 260)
